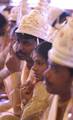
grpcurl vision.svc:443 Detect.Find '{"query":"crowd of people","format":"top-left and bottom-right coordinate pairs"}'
top-left (0, 0), bottom-right (73, 119)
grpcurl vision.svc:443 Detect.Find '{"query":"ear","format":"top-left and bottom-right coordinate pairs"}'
top-left (33, 42), bottom-right (37, 49)
top-left (71, 78), bottom-right (73, 96)
top-left (71, 77), bottom-right (73, 83)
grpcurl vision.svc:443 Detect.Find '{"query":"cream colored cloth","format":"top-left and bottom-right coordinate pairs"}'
top-left (20, 61), bottom-right (36, 109)
top-left (0, 112), bottom-right (19, 120)
top-left (21, 61), bottom-right (36, 85)
top-left (21, 81), bottom-right (49, 120)
top-left (63, 98), bottom-right (73, 120)
top-left (41, 95), bottom-right (73, 120)
top-left (4, 72), bottom-right (21, 116)
top-left (41, 95), bottom-right (58, 120)
top-left (21, 61), bottom-right (30, 85)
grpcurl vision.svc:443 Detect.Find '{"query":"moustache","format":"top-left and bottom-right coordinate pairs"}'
top-left (15, 50), bottom-right (34, 66)
top-left (15, 50), bottom-right (29, 60)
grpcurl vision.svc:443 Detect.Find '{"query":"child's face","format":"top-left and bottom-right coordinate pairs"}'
top-left (32, 51), bottom-right (48, 81)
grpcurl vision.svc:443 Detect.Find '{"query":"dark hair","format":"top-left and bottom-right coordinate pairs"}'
top-left (10, 26), bottom-right (18, 40)
top-left (0, 13), bottom-right (8, 36)
top-left (3, 5), bottom-right (13, 13)
top-left (52, 11), bottom-right (70, 27)
top-left (16, 33), bottom-right (44, 44)
top-left (34, 41), bottom-right (52, 60)
top-left (0, 13), bottom-right (8, 29)
top-left (69, 68), bottom-right (73, 76)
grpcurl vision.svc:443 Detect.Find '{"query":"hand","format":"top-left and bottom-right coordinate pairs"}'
top-left (5, 53), bottom-right (21, 73)
top-left (20, 81), bottom-right (34, 105)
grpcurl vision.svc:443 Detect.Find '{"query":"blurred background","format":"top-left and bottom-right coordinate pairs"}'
top-left (0, 0), bottom-right (73, 12)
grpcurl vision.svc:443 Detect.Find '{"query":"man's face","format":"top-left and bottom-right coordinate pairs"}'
top-left (44, 60), bottom-right (72, 95)
top-left (13, 34), bottom-right (37, 62)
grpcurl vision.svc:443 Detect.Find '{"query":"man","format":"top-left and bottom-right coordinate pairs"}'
top-left (13, 0), bottom-right (49, 83)
top-left (20, 9), bottom-right (71, 119)
top-left (13, 0), bottom-right (49, 115)
top-left (12, 0), bottom-right (71, 118)
top-left (0, 0), bottom-right (49, 119)
top-left (0, 0), bottom-right (31, 115)
top-left (0, 13), bottom-right (11, 92)
top-left (44, 17), bottom-right (73, 120)
top-left (47, 6), bottom-right (70, 43)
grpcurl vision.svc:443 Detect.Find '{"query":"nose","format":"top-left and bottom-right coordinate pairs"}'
top-left (32, 63), bottom-right (38, 72)
top-left (13, 41), bottom-right (22, 52)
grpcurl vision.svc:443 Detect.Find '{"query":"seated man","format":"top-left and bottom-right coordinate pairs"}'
top-left (0, 0), bottom-right (49, 118)
top-left (43, 17), bottom-right (73, 120)
top-left (0, 13), bottom-right (10, 70)
top-left (48, 8), bottom-right (70, 43)
top-left (0, 26), bottom-right (22, 114)
top-left (0, 13), bottom-right (11, 93)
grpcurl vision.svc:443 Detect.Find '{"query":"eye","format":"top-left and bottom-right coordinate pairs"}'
top-left (48, 63), bottom-right (60, 73)
top-left (52, 19), bottom-right (57, 27)
top-left (35, 61), bottom-right (41, 65)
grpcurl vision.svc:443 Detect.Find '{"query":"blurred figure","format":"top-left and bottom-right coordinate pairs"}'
top-left (47, 6), bottom-right (70, 43)
top-left (2, 5), bottom-right (13, 20)
top-left (0, 13), bottom-right (10, 91)
top-left (44, 17), bottom-right (73, 120)
top-left (0, 13), bottom-right (9, 53)
top-left (8, 6), bottom-right (18, 32)
top-left (0, 26), bottom-right (23, 115)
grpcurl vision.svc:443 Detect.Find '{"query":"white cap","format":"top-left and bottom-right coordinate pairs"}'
top-left (16, 0), bottom-right (49, 41)
top-left (36, 0), bottom-right (49, 12)
top-left (47, 21), bottom-right (66, 43)
top-left (47, 26), bottom-right (58, 43)
top-left (8, 6), bottom-right (18, 21)
top-left (48, 6), bottom-right (63, 26)
top-left (17, 0), bottom-right (31, 25)
top-left (49, 17), bottom-right (73, 68)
